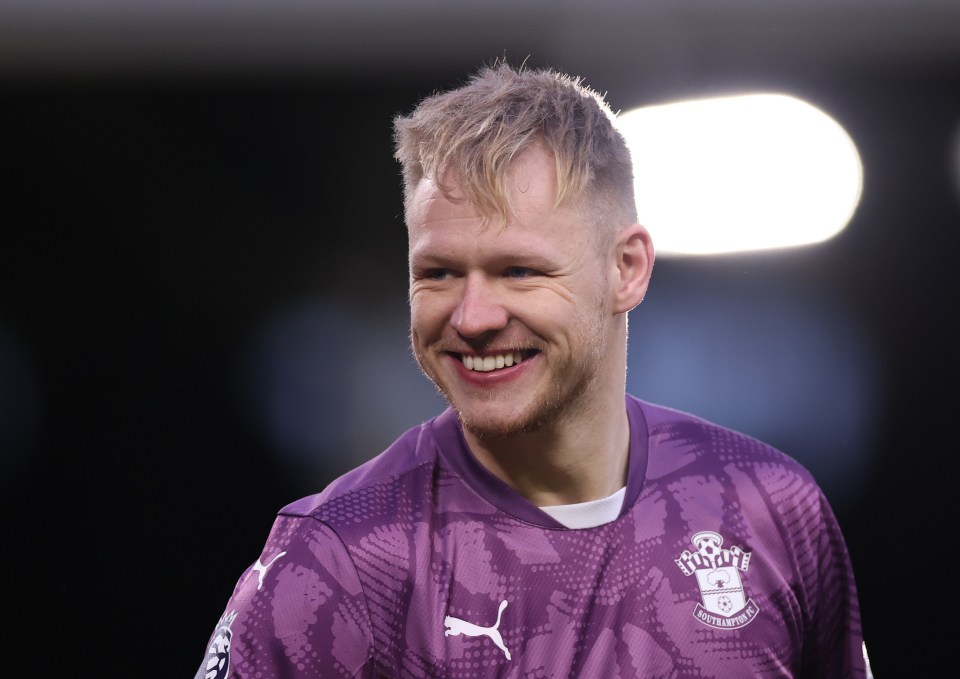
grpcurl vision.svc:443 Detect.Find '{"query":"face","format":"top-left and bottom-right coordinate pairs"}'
top-left (407, 145), bottom-right (621, 439)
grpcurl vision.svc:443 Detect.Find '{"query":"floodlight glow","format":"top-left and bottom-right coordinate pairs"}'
top-left (617, 94), bottom-right (863, 256)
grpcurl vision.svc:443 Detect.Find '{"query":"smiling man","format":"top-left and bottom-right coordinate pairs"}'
top-left (405, 140), bottom-right (648, 508)
top-left (196, 62), bottom-right (869, 678)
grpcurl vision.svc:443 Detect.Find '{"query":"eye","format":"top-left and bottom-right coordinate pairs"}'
top-left (424, 268), bottom-right (451, 281)
top-left (504, 266), bottom-right (538, 279)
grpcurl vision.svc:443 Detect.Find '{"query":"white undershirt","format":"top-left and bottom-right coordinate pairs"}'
top-left (538, 486), bottom-right (627, 529)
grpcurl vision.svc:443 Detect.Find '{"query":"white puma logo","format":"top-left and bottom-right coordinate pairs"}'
top-left (253, 551), bottom-right (286, 590)
top-left (443, 600), bottom-right (511, 660)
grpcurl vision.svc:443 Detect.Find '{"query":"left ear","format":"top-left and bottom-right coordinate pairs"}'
top-left (610, 223), bottom-right (655, 314)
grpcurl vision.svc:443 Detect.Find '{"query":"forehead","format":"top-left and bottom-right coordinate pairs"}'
top-left (407, 144), bottom-right (583, 244)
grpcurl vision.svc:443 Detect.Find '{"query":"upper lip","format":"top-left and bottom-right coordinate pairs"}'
top-left (453, 349), bottom-right (516, 356)
top-left (447, 348), bottom-right (537, 357)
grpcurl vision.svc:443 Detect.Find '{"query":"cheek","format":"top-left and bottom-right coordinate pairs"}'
top-left (409, 295), bottom-right (446, 339)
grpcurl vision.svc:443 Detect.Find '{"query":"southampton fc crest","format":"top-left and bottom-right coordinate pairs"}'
top-left (675, 531), bottom-right (759, 630)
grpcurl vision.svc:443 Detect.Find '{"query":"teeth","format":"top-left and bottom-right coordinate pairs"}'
top-left (461, 351), bottom-right (525, 372)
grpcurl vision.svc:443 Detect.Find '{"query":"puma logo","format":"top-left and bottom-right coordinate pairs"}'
top-left (443, 600), bottom-right (511, 660)
top-left (253, 551), bottom-right (286, 590)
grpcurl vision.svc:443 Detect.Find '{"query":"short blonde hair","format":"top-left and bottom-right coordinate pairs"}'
top-left (393, 61), bottom-right (637, 243)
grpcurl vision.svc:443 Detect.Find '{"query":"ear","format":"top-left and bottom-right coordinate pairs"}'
top-left (611, 223), bottom-right (655, 314)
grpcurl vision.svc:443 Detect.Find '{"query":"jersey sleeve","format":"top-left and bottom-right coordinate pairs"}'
top-left (194, 514), bottom-right (375, 679)
top-left (800, 489), bottom-right (866, 679)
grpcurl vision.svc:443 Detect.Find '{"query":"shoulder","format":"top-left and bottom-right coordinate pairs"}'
top-left (223, 415), bottom-right (449, 647)
top-left (629, 395), bottom-right (818, 486)
top-left (627, 397), bottom-right (856, 599)
top-left (196, 511), bottom-right (375, 678)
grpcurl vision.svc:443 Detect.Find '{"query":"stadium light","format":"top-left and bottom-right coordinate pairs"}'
top-left (617, 93), bottom-right (863, 256)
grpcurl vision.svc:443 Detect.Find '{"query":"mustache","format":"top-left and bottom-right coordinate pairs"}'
top-left (426, 337), bottom-right (544, 354)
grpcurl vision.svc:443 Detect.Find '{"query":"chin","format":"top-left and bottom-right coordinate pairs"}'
top-left (425, 354), bottom-right (597, 439)
top-left (452, 398), bottom-right (563, 440)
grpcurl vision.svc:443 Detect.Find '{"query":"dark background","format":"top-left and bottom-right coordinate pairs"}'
top-left (2, 2), bottom-right (959, 676)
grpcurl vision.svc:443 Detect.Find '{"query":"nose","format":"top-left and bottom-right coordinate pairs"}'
top-left (452, 274), bottom-right (509, 338)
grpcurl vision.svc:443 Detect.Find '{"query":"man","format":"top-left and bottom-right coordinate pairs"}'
top-left (195, 62), bottom-right (868, 678)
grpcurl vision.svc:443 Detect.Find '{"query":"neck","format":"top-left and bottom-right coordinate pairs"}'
top-left (462, 388), bottom-right (631, 507)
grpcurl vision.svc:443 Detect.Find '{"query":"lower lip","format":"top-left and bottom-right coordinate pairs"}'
top-left (449, 353), bottom-right (537, 386)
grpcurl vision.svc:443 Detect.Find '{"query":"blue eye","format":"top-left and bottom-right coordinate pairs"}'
top-left (505, 267), bottom-right (536, 279)
top-left (426, 269), bottom-right (450, 280)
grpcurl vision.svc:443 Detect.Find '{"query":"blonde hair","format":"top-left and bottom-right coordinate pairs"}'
top-left (393, 61), bottom-right (637, 243)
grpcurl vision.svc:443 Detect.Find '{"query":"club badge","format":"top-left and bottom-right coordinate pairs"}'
top-left (675, 531), bottom-right (758, 630)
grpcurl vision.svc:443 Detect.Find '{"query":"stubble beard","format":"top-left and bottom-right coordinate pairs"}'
top-left (412, 310), bottom-right (607, 440)
top-left (458, 355), bottom-right (597, 440)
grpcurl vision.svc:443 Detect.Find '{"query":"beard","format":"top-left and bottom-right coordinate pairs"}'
top-left (412, 305), bottom-right (607, 440)
top-left (453, 358), bottom-right (596, 439)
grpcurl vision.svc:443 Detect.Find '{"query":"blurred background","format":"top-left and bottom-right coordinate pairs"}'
top-left (2, 1), bottom-right (958, 676)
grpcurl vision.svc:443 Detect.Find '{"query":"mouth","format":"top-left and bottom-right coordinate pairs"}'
top-left (449, 349), bottom-right (539, 373)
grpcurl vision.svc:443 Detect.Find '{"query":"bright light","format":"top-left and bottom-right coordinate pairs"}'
top-left (617, 93), bottom-right (863, 256)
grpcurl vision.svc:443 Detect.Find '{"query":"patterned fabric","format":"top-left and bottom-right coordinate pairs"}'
top-left (195, 396), bottom-right (865, 678)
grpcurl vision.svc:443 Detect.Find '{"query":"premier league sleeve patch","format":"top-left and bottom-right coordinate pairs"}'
top-left (195, 610), bottom-right (238, 679)
top-left (675, 531), bottom-right (759, 630)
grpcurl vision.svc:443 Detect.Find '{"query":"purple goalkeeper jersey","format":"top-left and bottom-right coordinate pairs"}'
top-left (196, 396), bottom-right (866, 678)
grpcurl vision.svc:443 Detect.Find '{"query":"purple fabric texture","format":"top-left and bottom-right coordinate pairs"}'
top-left (196, 396), bottom-right (865, 678)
